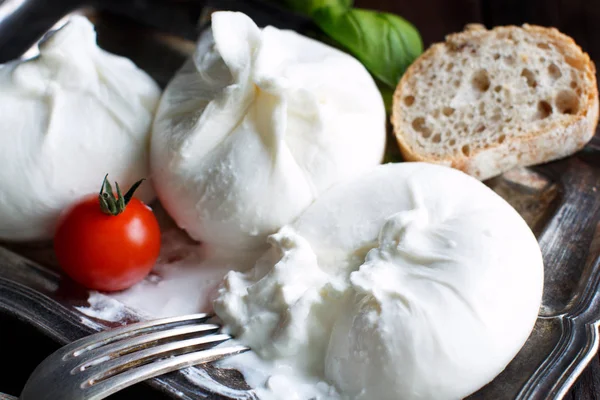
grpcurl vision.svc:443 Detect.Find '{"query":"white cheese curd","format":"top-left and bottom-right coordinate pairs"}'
top-left (151, 11), bottom-right (386, 257)
top-left (216, 226), bottom-right (347, 373)
top-left (214, 162), bottom-right (544, 399)
top-left (0, 16), bottom-right (159, 240)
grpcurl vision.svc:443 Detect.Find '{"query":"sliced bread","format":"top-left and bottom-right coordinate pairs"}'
top-left (391, 24), bottom-right (598, 180)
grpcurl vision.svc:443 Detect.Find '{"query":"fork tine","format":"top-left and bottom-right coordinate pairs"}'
top-left (83, 345), bottom-right (249, 400)
top-left (64, 313), bottom-right (211, 359)
top-left (82, 334), bottom-right (235, 386)
top-left (71, 323), bottom-right (221, 373)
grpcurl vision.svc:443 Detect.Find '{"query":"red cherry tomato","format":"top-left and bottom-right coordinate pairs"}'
top-left (54, 177), bottom-right (161, 292)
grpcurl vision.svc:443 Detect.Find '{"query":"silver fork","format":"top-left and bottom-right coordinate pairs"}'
top-left (20, 313), bottom-right (249, 400)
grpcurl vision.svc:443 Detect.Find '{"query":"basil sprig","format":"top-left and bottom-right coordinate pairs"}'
top-left (280, 0), bottom-right (422, 89)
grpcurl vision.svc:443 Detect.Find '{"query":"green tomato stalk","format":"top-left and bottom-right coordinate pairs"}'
top-left (98, 175), bottom-right (145, 216)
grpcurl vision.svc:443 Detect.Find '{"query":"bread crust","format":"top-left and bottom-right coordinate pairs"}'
top-left (391, 24), bottom-right (599, 180)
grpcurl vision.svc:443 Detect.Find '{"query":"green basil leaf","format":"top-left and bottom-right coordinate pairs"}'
top-left (377, 80), bottom-right (394, 113)
top-left (313, 7), bottom-right (423, 88)
top-left (280, 0), bottom-right (352, 16)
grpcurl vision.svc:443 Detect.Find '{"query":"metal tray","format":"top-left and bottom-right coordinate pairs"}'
top-left (1, 0), bottom-right (599, 398)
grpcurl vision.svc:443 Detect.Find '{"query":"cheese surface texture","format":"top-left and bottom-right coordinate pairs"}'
top-left (151, 12), bottom-right (386, 257)
top-left (215, 162), bottom-right (544, 400)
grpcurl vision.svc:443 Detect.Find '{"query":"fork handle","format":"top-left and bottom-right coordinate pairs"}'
top-left (515, 319), bottom-right (599, 400)
top-left (77, 346), bottom-right (249, 400)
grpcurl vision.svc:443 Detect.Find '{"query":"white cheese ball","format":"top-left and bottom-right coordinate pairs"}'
top-left (0, 16), bottom-right (159, 241)
top-left (215, 162), bottom-right (543, 399)
top-left (151, 11), bottom-right (386, 256)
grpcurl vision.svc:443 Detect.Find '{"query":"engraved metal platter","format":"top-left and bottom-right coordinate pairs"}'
top-left (0, 0), bottom-right (599, 398)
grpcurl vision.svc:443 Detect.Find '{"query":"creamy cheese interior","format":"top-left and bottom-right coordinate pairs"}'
top-left (214, 162), bottom-right (544, 400)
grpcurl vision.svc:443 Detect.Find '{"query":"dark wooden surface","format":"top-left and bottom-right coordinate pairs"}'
top-left (354, 0), bottom-right (600, 398)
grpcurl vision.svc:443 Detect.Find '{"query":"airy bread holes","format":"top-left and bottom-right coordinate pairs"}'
top-left (443, 107), bottom-right (455, 116)
top-left (498, 32), bottom-right (516, 43)
top-left (446, 63), bottom-right (455, 72)
top-left (537, 100), bottom-right (552, 119)
top-left (412, 117), bottom-right (432, 138)
top-left (555, 90), bottom-right (579, 114)
top-left (521, 69), bottom-right (537, 88)
top-left (472, 69), bottom-right (491, 92)
top-left (548, 64), bottom-right (562, 80)
top-left (537, 42), bottom-right (551, 50)
top-left (432, 133), bottom-right (442, 143)
top-left (494, 85), bottom-right (502, 93)
top-left (475, 124), bottom-right (486, 133)
top-left (461, 145), bottom-right (471, 156)
top-left (498, 134), bottom-right (506, 144)
top-left (493, 53), bottom-right (500, 60)
top-left (404, 96), bottom-right (415, 106)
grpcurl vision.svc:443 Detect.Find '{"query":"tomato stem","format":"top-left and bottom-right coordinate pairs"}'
top-left (99, 174), bottom-right (146, 216)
